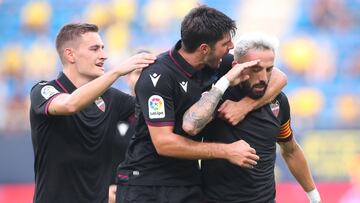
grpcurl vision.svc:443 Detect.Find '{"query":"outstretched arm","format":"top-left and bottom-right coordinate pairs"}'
top-left (278, 138), bottom-right (321, 203)
top-left (218, 67), bottom-right (287, 125)
top-left (48, 53), bottom-right (156, 115)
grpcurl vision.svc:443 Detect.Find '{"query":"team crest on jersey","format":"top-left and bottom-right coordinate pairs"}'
top-left (95, 97), bottom-right (106, 112)
top-left (179, 81), bottom-right (188, 92)
top-left (149, 73), bottom-right (161, 87)
top-left (41, 85), bottom-right (59, 100)
top-left (270, 100), bottom-right (280, 117)
top-left (148, 95), bottom-right (165, 119)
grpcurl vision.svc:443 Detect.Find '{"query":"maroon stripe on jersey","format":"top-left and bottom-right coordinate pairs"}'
top-left (55, 79), bottom-right (69, 93)
top-left (44, 93), bottom-right (63, 116)
top-left (169, 50), bottom-right (192, 78)
top-left (146, 121), bottom-right (174, 127)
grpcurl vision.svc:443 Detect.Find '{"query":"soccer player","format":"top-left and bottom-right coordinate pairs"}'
top-left (109, 51), bottom-right (150, 203)
top-left (29, 23), bottom-right (156, 203)
top-left (184, 33), bottom-right (321, 203)
top-left (116, 6), bottom-right (287, 202)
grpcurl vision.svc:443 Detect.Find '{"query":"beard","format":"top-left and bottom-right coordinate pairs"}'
top-left (240, 80), bottom-right (268, 99)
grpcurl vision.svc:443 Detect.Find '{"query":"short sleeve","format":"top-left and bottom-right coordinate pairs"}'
top-left (30, 82), bottom-right (62, 116)
top-left (135, 66), bottom-right (175, 126)
top-left (276, 93), bottom-right (293, 142)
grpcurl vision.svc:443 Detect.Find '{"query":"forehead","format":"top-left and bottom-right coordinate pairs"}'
top-left (242, 49), bottom-right (275, 64)
top-left (78, 32), bottom-right (103, 46)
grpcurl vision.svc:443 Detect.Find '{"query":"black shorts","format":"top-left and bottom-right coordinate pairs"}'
top-left (115, 184), bottom-right (203, 203)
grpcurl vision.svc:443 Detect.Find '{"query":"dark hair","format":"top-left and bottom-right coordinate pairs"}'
top-left (55, 23), bottom-right (99, 61)
top-left (181, 5), bottom-right (236, 53)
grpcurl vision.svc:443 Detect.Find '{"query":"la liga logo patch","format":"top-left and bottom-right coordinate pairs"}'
top-left (41, 85), bottom-right (59, 100)
top-left (148, 95), bottom-right (165, 119)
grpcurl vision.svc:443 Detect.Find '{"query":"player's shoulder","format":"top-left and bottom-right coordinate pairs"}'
top-left (276, 91), bottom-right (288, 101)
top-left (31, 79), bottom-right (57, 91)
top-left (30, 79), bottom-right (60, 98)
top-left (272, 91), bottom-right (289, 107)
top-left (144, 52), bottom-right (172, 73)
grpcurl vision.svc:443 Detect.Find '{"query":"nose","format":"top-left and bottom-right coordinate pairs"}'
top-left (228, 41), bottom-right (234, 50)
top-left (100, 49), bottom-right (108, 61)
top-left (258, 69), bottom-right (268, 83)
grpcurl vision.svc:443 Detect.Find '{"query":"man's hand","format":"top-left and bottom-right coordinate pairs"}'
top-left (108, 184), bottom-right (117, 203)
top-left (224, 140), bottom-right (259, 168)
top-left (218, 98), bottom-right (256, 125)
top-left (225, 60), bottom-right (259, 86)
top-left (117, 52), bottom-right (156, 76)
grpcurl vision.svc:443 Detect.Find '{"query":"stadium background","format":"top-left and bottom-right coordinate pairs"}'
top-left (0, 0), bottom-right (359, 202)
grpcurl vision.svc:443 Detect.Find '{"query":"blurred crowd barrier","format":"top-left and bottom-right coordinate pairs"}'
top-left (0, 0), bottom-right (359, 192)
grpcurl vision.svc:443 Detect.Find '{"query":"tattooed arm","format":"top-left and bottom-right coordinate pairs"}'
top-left (183, 60), bottom-right (259, 135)
top-left (182, 87), bottom-right (223, 135)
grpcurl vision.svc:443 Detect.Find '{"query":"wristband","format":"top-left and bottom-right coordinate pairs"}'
top-left (214, 76), bottom-right (230, 94)
top-left (306, 188), bottom-right (321, 203)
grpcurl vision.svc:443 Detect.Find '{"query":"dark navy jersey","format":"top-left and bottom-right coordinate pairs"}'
top-left (118, 41), bottom-right (232, 186)
top-left (201, 87), bottom-right (293, 203)
top-left (110, 120), bottom-right (135, 184)
top-left (30, 72), bottom-right (134, 203)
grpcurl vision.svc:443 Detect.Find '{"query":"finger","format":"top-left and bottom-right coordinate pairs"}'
top-left (136, 64), bottom-right (150, 68)
top-left (138, 58), bottom-right (156, 64)
top-left (248, 147), bottom-right (257, 155)
top-left (137, 53), bottom-right (157, 60)
top-left (242, 163), bottom-right (254, 169)
top-left (248, 153), bottom-right (260, 161)
top-left (242, 59), bottom-right (260, 68)
top-left (240, 75), bottom-right (250, 81)
top-left (231, 120), bottom-right (239, 126)
top-left (244, 158), bottom-right (258, 166)
top-left (218, 101), bottom-right (228, 112)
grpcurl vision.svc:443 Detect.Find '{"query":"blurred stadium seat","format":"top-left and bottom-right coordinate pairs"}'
top-left (0, 0), bottom-right (359, 202)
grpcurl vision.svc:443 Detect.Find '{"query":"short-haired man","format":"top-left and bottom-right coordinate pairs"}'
top-left (30, 23), bottom-right (156, 203)
top-left (184, 33), bottom-right (321, 203)
top-left (116, 6), bottom-right (287, 202)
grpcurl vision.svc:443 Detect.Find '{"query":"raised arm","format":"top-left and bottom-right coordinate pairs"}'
top-left (148, 125), bottom-right (259, 168)
top-left (48, 53), bottom-right (156, 115)
top-left (182, 60), bottom-right (259, 136)
top-left (278, 139), bottom-right (321, 203)
top-left (218, 67), bottom-right (287, 125)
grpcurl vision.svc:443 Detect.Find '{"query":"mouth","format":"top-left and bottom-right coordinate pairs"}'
top-left (95, 62), bottom-right (104, 67)
top-left (253, 87), bottom-right (265, 92)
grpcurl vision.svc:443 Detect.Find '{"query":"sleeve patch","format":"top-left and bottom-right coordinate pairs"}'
top-left (41, 85), bottom-right (59, 100)
top-left (148, 95), bottom-right (165, 119)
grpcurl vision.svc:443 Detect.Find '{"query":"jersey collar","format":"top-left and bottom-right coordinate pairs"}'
top-left (55, 72), bottom-right (77, 93)
top-left (169, 40), bottom-right (198, 78)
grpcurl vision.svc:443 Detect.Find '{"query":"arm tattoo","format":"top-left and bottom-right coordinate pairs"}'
top-left (184, 87), bottom-right (223, 133)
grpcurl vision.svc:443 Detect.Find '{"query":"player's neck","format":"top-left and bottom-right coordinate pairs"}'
top-left (178, 47), bottom-right (206, 71)
top-left (63, 65), bottom-right (91, 88)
